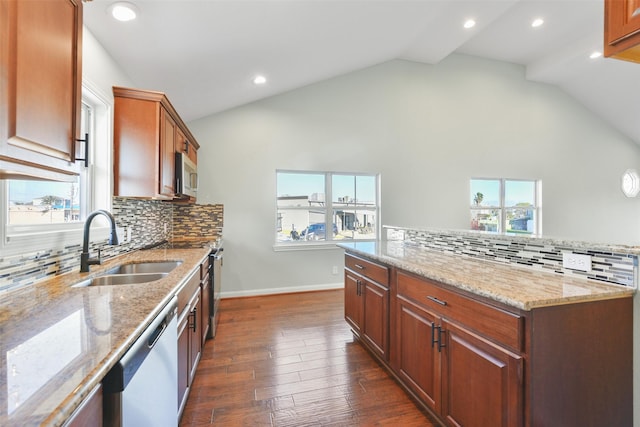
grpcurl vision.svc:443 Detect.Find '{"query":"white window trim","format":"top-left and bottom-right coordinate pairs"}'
top-left (1, 81), bottom-right (113, 257)
top-left (273, 170), bottom-right (381, 251)
top-left (470, 177), bottom-right (542, 235)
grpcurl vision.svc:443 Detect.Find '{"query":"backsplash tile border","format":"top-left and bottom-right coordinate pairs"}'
top-left (385, 226), bottom-right (638, 288)
top-left (0, 198), bottom-right (223, 293)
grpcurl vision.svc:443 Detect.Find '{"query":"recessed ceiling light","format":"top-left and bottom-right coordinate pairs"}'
top-left (253, 75), bottom-right (267, 85)
top-left (589, 51), bottom-right (603, 59)
top-left (109, 2), bottom-right (138, 22)
top-left (463, 19), bottom-right (476, 29)
top-left (531, 18), bottom-right (544, 28)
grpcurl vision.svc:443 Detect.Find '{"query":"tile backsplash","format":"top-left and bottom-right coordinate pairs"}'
top-left (0, 198), bottom-right (224, 293)
top-left (385, 226), bottom-right (638, 288)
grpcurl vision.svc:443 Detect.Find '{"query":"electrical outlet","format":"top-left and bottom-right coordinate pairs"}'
top-left (562, 253), bottom-right (592, 272)
top-left (127, 227), bottom-right (132, 242)
top-left (332, 266), bottom-right (339, 275)
top-left (116, 226), bottom-right (125, 243)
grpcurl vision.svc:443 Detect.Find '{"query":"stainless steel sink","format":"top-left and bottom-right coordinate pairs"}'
top-left (73, 272), bottom-right (169, 287)
top-left (104, 261), bottom-right (182, 275)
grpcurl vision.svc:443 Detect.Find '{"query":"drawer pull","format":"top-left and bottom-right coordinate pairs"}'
top-left (427, 295), bottom-right (447, 306)
top-left (354, 264), bottom-right (365, 270)
top-left (633, 7), bottom-right (640, 17)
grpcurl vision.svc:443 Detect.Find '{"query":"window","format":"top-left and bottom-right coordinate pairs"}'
top-left (470, 178), bottom-right (540, 235)
top-left (276, 170), bottom-right (379, 246)
top-left (1, 83), bottom-right (112, 255)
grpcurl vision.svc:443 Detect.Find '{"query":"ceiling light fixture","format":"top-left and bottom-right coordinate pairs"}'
top-left (589, 51), bottom-right (603, 59)
top-left (253, 75), bottom-right (267, 85)
top-left (109, 2), bottom-right (138, 22)
top-left (531, 18), bottom-right (544, 28)
top-left (463, 19), bottom-right (476, 29)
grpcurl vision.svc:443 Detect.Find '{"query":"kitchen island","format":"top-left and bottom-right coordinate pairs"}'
top-left (340, 240), bottom-right (634, 427)
top-left (0, 246), bottom-right (211, 426)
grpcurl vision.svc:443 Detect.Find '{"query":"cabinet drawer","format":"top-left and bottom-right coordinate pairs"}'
top-left (178, 268), bottom-right (200, 316)
top-left (345, 253), bottom-right (389, 286)
top-left (397, 271), bottom-right (523, 352)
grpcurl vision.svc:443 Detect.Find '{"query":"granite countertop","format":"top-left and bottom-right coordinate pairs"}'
top-left (339, 241), bottom-right (635, 311)
top-left (0, 247), bottom-right (211, 427)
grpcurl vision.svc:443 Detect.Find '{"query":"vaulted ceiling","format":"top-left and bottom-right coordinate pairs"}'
top-left (83, 0), bottom-right (640, 144)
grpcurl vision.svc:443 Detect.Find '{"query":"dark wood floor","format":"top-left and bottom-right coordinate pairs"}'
top-left (179, 289), bottom-right (439, 426)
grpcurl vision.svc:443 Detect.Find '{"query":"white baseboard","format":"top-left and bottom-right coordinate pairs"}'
top-left (220, 282), bottom-right (343, 299)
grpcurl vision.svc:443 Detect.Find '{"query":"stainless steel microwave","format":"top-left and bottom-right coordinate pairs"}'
top-left (175, 152), bottom-right (197, 198)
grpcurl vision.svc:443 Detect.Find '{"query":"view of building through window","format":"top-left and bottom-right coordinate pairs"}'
top-left (470, 178), bottom-right (539, 234)
top-left (8, 179), bottom-right (81, 225)
top-left (276, 171), bottom-right (379, 243)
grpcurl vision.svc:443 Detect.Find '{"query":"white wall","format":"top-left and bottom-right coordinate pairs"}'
top-left (189, 54), bottom-right (640, 296)
top-left (82, 27), bottom-right (134, 98)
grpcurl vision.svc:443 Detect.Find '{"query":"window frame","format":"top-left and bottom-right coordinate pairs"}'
top-left (470, 177), bottom-right (541, 235)
top-left (274, 170), bottom-right (380, 251)
top-left (0, 82), bottom-right (113, 256)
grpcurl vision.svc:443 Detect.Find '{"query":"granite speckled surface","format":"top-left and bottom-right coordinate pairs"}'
top-left (339, 241), bottom-right (635, 311)
top-left (0, 247), bottom-right (210, 427)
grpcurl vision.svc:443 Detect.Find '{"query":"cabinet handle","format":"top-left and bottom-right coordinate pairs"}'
top-left (75, 133), bottom-right (89, 168)
top-left (354, 264), bottom-right (365, 270)
top-left (430, 322), bottom-right (437, 348)
top-left (427, 295), bottom-right (447, 306)
top-left (189, 308), bottom-right (197, 332)
top-left (356, 279), bottom-right (361, 296)
top-left (633, 7), bottom-right (640, 18)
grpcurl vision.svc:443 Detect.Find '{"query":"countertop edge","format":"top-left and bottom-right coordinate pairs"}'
top-left (339, 243), bottom-right (635, 311)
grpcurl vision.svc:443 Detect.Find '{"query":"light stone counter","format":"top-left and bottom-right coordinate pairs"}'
top-left (339, 241), bottom-right (634, 311)
top-left (0, 247), bottom-right (210, 427)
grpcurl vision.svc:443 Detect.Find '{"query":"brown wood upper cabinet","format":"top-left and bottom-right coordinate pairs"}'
top-left (604, 0), bottom-right (640, 62)
top-left (0, 0), bottom-right (83, 181)
top-left (113, 87), bottom-right (199, 200)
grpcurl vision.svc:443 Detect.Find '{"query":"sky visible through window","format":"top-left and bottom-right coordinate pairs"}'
top-left (9, 181), bottom-right (78, 204)
top-left (470, 179), bottom-right (535, 207)
top-left (277, 172), bottom-right (376, 202)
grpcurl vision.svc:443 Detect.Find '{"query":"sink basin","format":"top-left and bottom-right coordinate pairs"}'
top-left (105, 261), bottom-right (182, 275)
top-left (73, 272), bottom-right (168, 287)
top-left (72, 261), bottom-right (181, 287)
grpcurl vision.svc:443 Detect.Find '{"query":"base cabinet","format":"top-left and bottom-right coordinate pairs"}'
top-left (177, 266), bottom-right (205, 419)
top-left (344, 251), bottom-right (633, 427)
top-left (441, 320), bottom-right (522, 427)
top-left (344, 254), bottom-right (389, 361)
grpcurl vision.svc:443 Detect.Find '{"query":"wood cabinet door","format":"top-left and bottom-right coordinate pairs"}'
top-left (177, 314), bottom-right (190, 414)
top-left (188, 290), bottom-right (202, 383)
top-left (201, 276), bottom-right (211, 345)
top-left (160, 107), bottom-right (176, 197)
top-left (362, 278), bottom-right (389, 361)
top-left (395, 297), bottom-right (440, 412)
top-left (344, 271), bottom-right (363, 334)
top-left (606, 0), bottom-right (640, 42)
top-left (1, 0), bottom-right (82, 180)
top-left (441, 320), bottom-right (523, 427)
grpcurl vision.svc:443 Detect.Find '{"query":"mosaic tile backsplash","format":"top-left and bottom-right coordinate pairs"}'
top-left (385, 226), bottom-right (638, 288)
top-left (0, 198), bottom-right (224, 293)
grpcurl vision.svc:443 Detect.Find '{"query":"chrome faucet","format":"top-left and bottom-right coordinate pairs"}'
top-left (81, 209), bottom-right (119, 272)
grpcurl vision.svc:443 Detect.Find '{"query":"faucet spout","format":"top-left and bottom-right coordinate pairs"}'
top-left (81, 209), bottom-right (119, 272)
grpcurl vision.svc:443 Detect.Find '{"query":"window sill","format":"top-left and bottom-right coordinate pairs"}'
top-left (273, 241), bottom-right (346, 252)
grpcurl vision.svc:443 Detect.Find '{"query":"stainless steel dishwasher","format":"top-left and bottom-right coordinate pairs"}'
top-left (103, 296), bottom-right (178, 427)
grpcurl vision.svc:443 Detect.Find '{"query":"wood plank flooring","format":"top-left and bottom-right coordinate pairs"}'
top-left (179, 289), bottom-right (439, 426)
